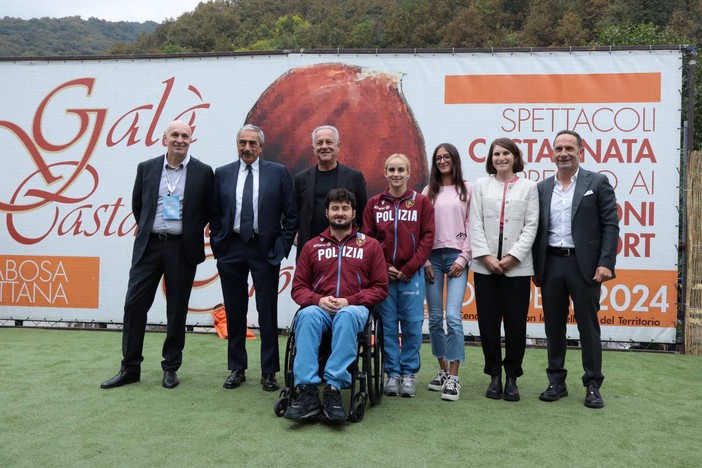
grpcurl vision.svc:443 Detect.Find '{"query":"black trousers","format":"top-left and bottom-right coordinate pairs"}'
top-left (216, 235), bottom-right (281, 374)
top-left (474, 273), bottom-right (531, 379)
top-left (541, 254), bottom-right (604, 388)
top-left (121, 236), bottom-right (196, 373)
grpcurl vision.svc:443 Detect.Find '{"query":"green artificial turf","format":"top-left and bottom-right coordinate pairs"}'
top-left (1, 328), bottom-right (700, 467)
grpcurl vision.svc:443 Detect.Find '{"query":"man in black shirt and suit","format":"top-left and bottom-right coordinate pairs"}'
top-left (293, 125), bottom-right (367, 261)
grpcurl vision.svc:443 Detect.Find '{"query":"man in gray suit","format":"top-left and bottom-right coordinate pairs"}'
top-left (293, 125), bottom-right (367, 262)
top-left (101, 120), bottom-right (214, 390)
top-left (532, 129), bottom-right (619, 409)
top-left (210, 124), bottom-right (298, 392)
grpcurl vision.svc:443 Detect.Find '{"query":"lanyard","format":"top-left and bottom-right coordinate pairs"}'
top-left (164, 165), bottom-right (184, 195)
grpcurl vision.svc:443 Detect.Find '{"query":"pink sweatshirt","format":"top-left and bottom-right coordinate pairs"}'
top-left (422, 182), bottom-right (473, 268)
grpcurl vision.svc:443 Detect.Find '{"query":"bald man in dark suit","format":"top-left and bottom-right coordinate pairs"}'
top-left (101, 120), bottom-right (214, 390)
top-left (533, 129), bottom-right (619, 409)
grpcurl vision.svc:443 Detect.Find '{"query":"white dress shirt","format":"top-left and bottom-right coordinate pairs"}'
top-left (547, 169), bottom-right (578, 248)
top-left (233, 157), bottom-right (260, 234)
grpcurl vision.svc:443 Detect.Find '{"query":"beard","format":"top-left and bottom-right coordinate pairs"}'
top-left (329, 218), bottom-right (353, 230)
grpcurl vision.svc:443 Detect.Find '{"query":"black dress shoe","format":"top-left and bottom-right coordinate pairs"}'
top-left (100, 371), bottom-right (140, 389)
top-left (539, 383), bottom-right (568, 401)
top-left (223, 370), bottom-right (246, 389)
top-left (503, 377), bottom-right (520, 402)
top-left (261, 373), bottom-right (279, 392)
top-left (162, 370), bottom-right (179, 389)
top-left (584, 384), bottom-right (604, 408)
top-left (485, 375), bottom-right (503, 399)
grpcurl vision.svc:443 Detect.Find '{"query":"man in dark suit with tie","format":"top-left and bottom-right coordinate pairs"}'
top-left (293, 125), bottom-right (367, 262)
top-left (532, 129), bottom-right (619, 409)
top-left (101, 120), bottom-right (214, 390)
top-left (210, 124), bottom-right (298, 392)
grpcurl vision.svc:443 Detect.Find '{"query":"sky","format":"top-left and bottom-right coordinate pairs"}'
top-left (0, 0), bottom-right (205, 23)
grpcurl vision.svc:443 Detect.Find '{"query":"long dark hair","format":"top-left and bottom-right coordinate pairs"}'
top-left (426, 143), bottom-right (467, 203)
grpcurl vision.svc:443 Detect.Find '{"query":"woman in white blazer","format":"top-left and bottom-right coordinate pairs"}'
top-left (470, 138), bottom-right (539, 402)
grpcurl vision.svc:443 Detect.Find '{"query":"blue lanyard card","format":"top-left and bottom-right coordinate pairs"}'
top-left (163, 194), bottom-right (181, 220)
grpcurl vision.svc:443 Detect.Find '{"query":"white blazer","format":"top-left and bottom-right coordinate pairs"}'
top-left (469, 175), bottom-right (539, 277)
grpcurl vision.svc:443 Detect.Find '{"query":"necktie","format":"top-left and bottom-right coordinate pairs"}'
top-left (240, 164), bottom-right (254, 241)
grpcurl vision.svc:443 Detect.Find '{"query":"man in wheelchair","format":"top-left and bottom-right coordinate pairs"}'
top-left (284, 188), bottom-right (388, 421)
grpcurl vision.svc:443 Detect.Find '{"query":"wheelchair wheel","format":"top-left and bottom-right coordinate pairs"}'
top-left (357, 321), bottom-right (372, 397)
top-left (282, 329), bottom-right (297, 390)
top-left (274, 389), bottom-right (290, 417)
top-left (369, 314), bottom-right (384, 406)
top-left (349, 392), bottom-right (367, 423)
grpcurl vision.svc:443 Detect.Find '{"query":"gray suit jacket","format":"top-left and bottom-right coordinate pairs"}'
top-left (533, 168), bottom-right (619, 284)
top-left (131, 155), bottom-right (214, 267)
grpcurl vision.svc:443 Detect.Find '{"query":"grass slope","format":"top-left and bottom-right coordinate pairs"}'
top-left (1, 328), bottom-right (700, 467)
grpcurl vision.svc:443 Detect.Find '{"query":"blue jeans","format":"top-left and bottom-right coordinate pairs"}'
top-left (292, 305), bottom-right (368, 389)
top-left (425, 249), bottom-right (467, 363)
top-left (376, 269), bottom-right (425, 377)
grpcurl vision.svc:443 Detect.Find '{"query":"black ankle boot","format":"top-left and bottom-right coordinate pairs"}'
top-left (485, 375), bottom-right (503, 399)
top-left (503, 377), bottom-right (520, 402)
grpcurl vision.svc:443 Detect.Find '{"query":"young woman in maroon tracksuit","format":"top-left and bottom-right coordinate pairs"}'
top-left (363, 153), bottom-right (434, 397)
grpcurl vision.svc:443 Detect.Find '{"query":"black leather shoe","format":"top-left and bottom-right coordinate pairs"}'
top-left (261, 373), bottom-right (279, 392)
top-left (100, 371), bottom-right (140, 389)
top-left (485, 375), bottom-right (503, 399)
top-left (539, 383), bottom-right (568, 401)
top-left (585, 384), bottom-right (604, 408)
top-left (503, 377), bottom-right (520, 402)
top-left (223, 370), bottom-right (246, 389)
top-left (162, 370), bottom-right (179, 389)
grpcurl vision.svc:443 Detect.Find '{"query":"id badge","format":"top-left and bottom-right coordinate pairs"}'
top-left (163, 194), bottom-right (181, 220)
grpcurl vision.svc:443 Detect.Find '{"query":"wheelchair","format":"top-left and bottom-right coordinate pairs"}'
top-left (273, 308), bottom-right (383, 422)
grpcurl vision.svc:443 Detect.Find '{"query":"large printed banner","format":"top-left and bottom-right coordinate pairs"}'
top-left (0, 50), bottom-right (681, 343)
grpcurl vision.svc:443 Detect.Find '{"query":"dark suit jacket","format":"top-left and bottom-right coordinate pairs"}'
top-left (210, 159), bottom-right (298, 264)
top-left (131, 155), bottom-right (214, 267)
top-left (293, 162), bottom-right (367, 250)
top-left (533, 168), bottom-right (619, 284)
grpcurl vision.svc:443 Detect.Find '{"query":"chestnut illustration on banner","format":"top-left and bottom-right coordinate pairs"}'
top-left (245, 63), bottom-right (428, 196)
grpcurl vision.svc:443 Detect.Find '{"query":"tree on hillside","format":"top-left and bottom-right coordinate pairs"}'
top-left (572, 0), bottom-right (609, 43)
top-left (349, 19), bottom-right (378, 48)
top-left (295, 2), bottom-right (348, 48)
top-left (602, 0), bottom-right (686, 27)
top-left (440, 2), bottom-right (502, 48)
top-left (552, 11), bottom-right (589, 46)
top-left (519, 0), bottom-right (566, 46)
top-left (164, 2), bottom-right (242, 52)
top-left (500, 0), bottom-right (530, 30)
top-left (595, 21), bottom-right (689, 46)
top-left (0, 16), bottom-right (156, 56)
top-left (383, 0), bottom-right (440, 48)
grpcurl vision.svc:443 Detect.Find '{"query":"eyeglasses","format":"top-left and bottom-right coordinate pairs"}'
top-left (435, 154), bottom-right (452, 162)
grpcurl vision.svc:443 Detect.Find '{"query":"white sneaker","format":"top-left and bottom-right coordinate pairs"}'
top-left (384, 375), bottom-right (401, 396)
top-left (441, 376), bottom-right (460, 401)
top-left (400, 374), bottom-right (417, 397)
top-left (428, 369), bottom-right (449, 391)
